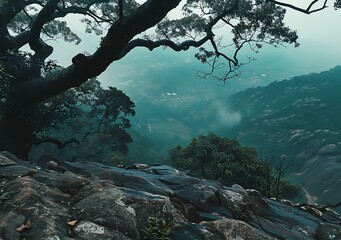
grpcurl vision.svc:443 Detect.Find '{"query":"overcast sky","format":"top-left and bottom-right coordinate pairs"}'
top-left (48, 1), bottom-right (341, 95)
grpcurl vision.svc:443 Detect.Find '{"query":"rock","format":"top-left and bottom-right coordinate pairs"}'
top-left (71, 182), bottom-right (184, 239)
top-left (201, 218), bottom-right (276, 240)
top-left (249, 199), bottom-right (322, 239)
top-left (143, 164), bottom-right (185, 175)
top-left (72, 184), bottom-right (140, 239)
top-left (183, 204), bottom-right (202, 223)
top-left (230, 184), bottom-right (248, 197)
top-left (0, 154), bottom-right (340, 240)
top-left (322, 210), bottom-right (341, 225)
top-left (217, 188), bottom-right (244, 211)
top-left (171, 222), bottom-right (219, 240)
top-left (0, 212), bottom-right (25, 240)
top-left (126, 163), bottom-right (149, 170)
top-left (172, 184), bottom-right (218, 211)
top-left (74, 220), bottom-right (132, 240)
top-left (46, 161), bottom-right (68, 173)
top-left (0, 176), bottom-right (71, 239)
top-left (246, 188), bottom-right (262, 197)
top-left (318, 144), bottom-right (337, 154)
top-left (316, 223), bottom-right (341, 240)
top-left (0, 153), bottom-right (17, 166)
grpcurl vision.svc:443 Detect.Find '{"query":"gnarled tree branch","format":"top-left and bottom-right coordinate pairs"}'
top-left (117, 37), bottom-right (210, 60)
top-left (11, 0), bottom-right (182, 105)
top-left (34, 137), bottom-right (80, 149)
top-left (118, 0), bottom-right (239, 62)
top-left (268, 0), bottom-right (328, 14)
top-left (29, 0), bottom-right (60, 60)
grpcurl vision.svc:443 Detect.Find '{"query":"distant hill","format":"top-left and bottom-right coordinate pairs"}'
top-left (225, 66), bottom-right (341, 206)
top-left (127, 66), bottom-right (341, 207)
top-left (227, 65), bottom-right (341, 156)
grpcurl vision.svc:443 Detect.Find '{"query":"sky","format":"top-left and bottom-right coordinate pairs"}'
top-left (47, 1), bottom-right (341, 99)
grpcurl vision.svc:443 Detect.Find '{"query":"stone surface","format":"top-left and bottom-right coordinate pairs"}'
top-left (0, 152), bottom-right (340, 239)
top-left (201, 218), bottom-right (276, 240)
top-left (316, 223), bottom-right (341, 240)
top-left (318, 144), bottom-right (337, 154)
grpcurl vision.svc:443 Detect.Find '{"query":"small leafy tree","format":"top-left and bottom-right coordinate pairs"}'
top-left (169, 132), bottom-right (301, 199)
top-left (169, 132), bottom-right (268, 190)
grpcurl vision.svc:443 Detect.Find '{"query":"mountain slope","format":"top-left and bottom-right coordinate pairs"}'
top-left (225, 66), bottom-right (341, 205)
top-left (127, 66), bottom-right (341, 207)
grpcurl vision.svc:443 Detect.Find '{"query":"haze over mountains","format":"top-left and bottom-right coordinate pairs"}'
top-left (126, 65), bottom-right (341, 208)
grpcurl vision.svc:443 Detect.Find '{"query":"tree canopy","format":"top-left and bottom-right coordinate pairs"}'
top-left (0, 0), bottom-right (338, 158)
top-left (168, 132), bottom-right (302, 199)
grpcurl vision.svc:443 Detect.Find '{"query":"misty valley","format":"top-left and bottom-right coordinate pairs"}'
top-left (127, 66), bottom-right (341, 209)
top-left (30, 66), bottom-right (341, 212)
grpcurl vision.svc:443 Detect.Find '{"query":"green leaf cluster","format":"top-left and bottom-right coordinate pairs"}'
top-left (32, 81), bottom-right (136, 161)
top-left (142, 216), bottom-right (173, 240)
top-left (168, 132), bottom-right (301, 199)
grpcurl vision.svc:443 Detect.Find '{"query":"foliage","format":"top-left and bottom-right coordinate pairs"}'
top-left (142, 216), bottom-right (173, 240)
top-left (275, 179), bottom-right (303, 200)
top-left (31, 81), bottom-right (136, 162)
top-left (169, 132), bottom-right (301, 199)
top-left (169, 132), bottom-right (266, 189)
top-left (0, 51), bottom-right (135, 161)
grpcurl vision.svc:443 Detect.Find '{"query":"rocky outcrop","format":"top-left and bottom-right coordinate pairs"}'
top-left (0, 152), bottom-right (340, 240)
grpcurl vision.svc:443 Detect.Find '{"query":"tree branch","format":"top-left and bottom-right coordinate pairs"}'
top-left (0, 0), bottom-right (26, 26)
top-left (0, 0), bottom-right (28, 53)
top-left (52, 0), bottom-right (111, 20)
top-left (118, 0), bottom-right (238, 60)
top-left (11, 0), bottom-right (183, 106)
top-left (34, 137), bottom-right (80, 149)
top-left (29, 0), bottom-right (59, 60)
top-left (117, 37), bottom-right (210, 60)
top-left (268, 0), bottom-right (328, 14)
top-left (118, 0), bottom-right (124, 21)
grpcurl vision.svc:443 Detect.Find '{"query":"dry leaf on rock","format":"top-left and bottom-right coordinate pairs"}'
top-left (16, 220), bottom-right (31, 232)
top-left (67, 220), bottom-right (78, 226)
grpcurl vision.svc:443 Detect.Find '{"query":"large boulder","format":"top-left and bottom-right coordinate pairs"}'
top-left (0, 152), bottom-right (340, 239)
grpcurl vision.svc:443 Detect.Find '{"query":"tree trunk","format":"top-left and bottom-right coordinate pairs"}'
top-left (200, 158), bottom-right (206, 179)
top-left (0, 103), bottom-right (34, 160)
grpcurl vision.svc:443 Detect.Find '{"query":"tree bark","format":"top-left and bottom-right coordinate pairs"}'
top-left (0, 102), bottom-right (34, 160)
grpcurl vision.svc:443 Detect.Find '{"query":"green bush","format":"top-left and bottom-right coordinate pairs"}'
top-left (169, 132), bottom-right (267, 190)
top-left (168, 132), bottom-right (301, 200)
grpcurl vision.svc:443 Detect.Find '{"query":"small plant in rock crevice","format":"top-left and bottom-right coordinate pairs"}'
top-left (142, 215), bottom-right (173, 240)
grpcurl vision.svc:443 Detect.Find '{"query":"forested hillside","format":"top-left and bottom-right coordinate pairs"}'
top-left (227, 66), bottom-right (341, 162)
top-left (127, 66), bottom-right (341, 207)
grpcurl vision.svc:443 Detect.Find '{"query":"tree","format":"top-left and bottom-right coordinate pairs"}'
top-left (169, 132), bottom-right (268, 190)
top-left (169, 132), bottom-right (302, 199)
top-left (0, 0), bottom-right (336, 159)
top-left (260, 154), bottom-right (297, 199)
top-left (31, 79), bottom-right (136, 162)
